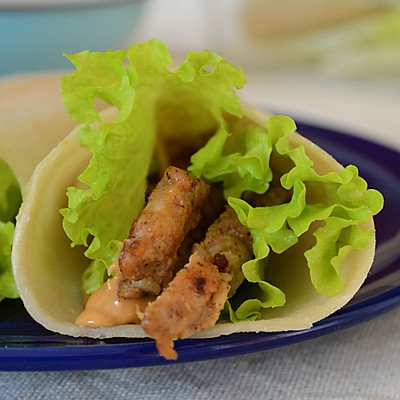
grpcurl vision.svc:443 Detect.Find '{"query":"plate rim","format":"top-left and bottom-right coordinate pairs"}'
top-left (1, 119), bottom-right (399, 371)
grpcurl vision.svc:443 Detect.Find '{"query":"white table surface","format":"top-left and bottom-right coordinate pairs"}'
top-left (1, 1), bottom-right (400, 398)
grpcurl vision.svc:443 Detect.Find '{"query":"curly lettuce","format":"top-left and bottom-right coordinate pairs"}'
top-left (190, 115), bottom-right (383, 320)
top-left (60, 40), bottom-right (383, 322)
top-left (60, 39), bottom-right (246, 294)
top-left (0, 158), bottom-right (21, 300)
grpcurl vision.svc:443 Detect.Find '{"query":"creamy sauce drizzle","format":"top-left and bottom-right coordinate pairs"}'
top-left (75, 261), bottom-right (155, 328)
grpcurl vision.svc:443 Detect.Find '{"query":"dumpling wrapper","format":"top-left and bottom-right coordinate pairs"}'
top-left (12, 104), bottom-right (375, 340)
top-left (0, 71), bottom-right (80, 195)
top-left (0, 71), bottom-right (86, 302)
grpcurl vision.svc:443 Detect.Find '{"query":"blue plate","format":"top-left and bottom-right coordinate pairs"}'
top-left (1, 121), bottom-right (399, 371)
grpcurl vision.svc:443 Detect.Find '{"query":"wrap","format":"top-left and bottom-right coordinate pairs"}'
top-left (0, 72), bottom-right (80, 301)
top-left (12, 40), bottom-right (383, 353)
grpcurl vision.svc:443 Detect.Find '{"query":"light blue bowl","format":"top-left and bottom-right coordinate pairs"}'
top-left (0, 0), bottom-right (145, 76)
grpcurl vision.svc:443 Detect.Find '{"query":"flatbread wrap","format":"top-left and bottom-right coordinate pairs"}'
top-left (12, 40), bottom-right (383, 360)
top-left (0, 72), bottom-right (80, 302)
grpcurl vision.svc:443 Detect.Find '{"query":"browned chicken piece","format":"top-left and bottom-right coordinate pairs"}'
top-left (193, 206), bottom-right (253, 296)
top-left (118, 166), bottom-right (209, 299)
top-left (141, 253), bottom-right (231, 360)
top-left (141, 206), bottom-right (253, 360)
top-left (171, 183), bottom-right (226, 275)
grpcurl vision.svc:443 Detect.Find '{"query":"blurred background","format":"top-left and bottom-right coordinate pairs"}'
top-left (0, 0), bottom-right (145, 75)
top-left (129, 0), bottom-right (400, 149)
top-left (133, 0), bottom-right (400, 80)
top-left (1, 0), bottom-right (399, 147)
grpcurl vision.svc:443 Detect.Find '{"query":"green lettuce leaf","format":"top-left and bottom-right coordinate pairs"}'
top-left (0, 159), bottom-right (22, 300)
top-left (0, 222), bottom-right (18, 300)
top-left (60, 40), bottom-right (383, 322)
top-left (60, 39), bottom-right (246, 294)
top-left (0, 158), bottom-right (22, 223)
top-left (190, 115), bottom-right (383, 321)
top-left (189, 124), bottom-right (274, 198)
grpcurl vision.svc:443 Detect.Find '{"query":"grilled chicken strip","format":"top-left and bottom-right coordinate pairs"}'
top-left (141, 253), bottom-right (230, 360)
top-left (118, 166), bottom-right (209, 298)
top-left (141, 206), bottom-right (253, 360)
top-left (193, 206), bottom-right (253, 297)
